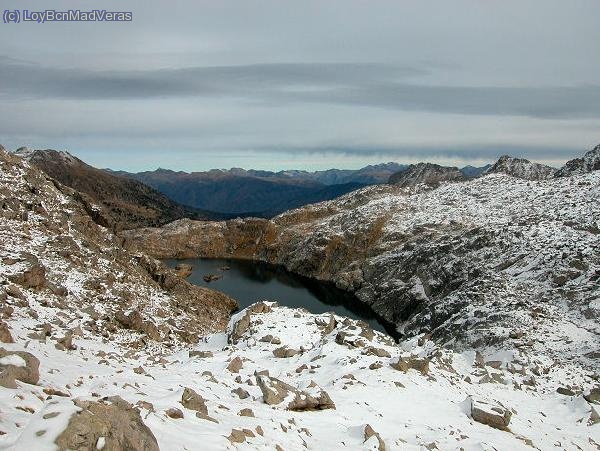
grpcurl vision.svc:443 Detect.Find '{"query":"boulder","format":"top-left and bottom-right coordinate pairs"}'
top-left (273, 346), bottom-right (300, 358)
top-left (174, 263), bottom-right (193, 278)
top-left (390, 357), bottom-right (430, 375)
top-left (232, 387), bottom-right (250, 399)
top-left (165, 407), bottom-right (184, 419)
top-left (0, 321), bottom-right (14, 343)
top-left (55, 396), bottom-right (159, 451)
top-left (257, 375), bottom-right (335, 411)
top-left (227, 356), bottom-right (243, 373)
top-left (189, 350), bottom-right (213, 358)
top-left (181, 387), bottom-right (208, 415)
top-left (364, 424), bottom-right (386, 451)
top-left (0, 348), bottom-right (40, 388)
top-left (466, 397), bottom-right (512, 430)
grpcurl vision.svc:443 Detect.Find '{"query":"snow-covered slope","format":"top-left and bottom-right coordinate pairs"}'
top-left (2, 300), bottom-right (599, 450)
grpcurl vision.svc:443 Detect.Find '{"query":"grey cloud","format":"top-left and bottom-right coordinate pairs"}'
top-left (2, 57), bottom-right (599, 119)
top-left (251, 144), bottom-right (583, 162)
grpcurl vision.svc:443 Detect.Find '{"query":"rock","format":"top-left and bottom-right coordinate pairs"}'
top-left (115, 310), bottom-right (162, 341)
top-left (273, 346), bottom-right (299, 358)
top-left (227, 356), bottom-right (243, 373)
top-left (55, 333), bottom-right (77, 351)
top-left (5, 284), bottom-right (24, 299)
top-left (181, 387), bottom-right (208, 415)
top-left (257, 375), bottom-right (335, 411)
top-left (364, 424), bottom-right (385, 451)
top-left (390, 357), bottom-right (430, 375)
top-left (165, 407), bottom-right (184, 419)
top-left (227, 429), bottom-right (246, 444)
top-left (239, 408), bottom-right (254, 417)
top-left (203, 274), bottom-right (222, 283)
top-left (55, 396), bottom-right (159, 451)
top-left (363, 347), bottom-right (391, 358)
top-left (0, 322), bottom-right (14, 343)
top-left (232, 387), bottom-right (250, 399)
top-left (584, 387), bottom-right (600, 404)
top-left (0, 348), bottom-right (40, 388)
top-left (556, 387), bottom-right (576, 396)
top-left (10, 263), bottom-right (47, 289)
top-left (466, 397), bottom-right (512, 430)
top-left (228, 310), bottom-right (251, 344)
top-left (174, 263), bottom-right (193, 278)
top-left (189, 350), bottom-right (213, 358)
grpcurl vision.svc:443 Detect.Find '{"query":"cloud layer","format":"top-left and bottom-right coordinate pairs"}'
top-left (0, 0), bottom-right (599, 170)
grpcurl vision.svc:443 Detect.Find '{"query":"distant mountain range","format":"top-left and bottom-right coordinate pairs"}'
top-left (13, 144), bottom-right (583, 224)
top-left (109, 163), bottom-right (410, 217)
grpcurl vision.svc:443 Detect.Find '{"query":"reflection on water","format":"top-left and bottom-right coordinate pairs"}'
top-left (164, 258), bottom-right (397, 337)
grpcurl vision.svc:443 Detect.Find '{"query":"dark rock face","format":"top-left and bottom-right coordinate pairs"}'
top-left (555, 144), bottom-right (600, 177)
top-left (388, 163), bottom-right (465, 188)
top-left (14, 148), bottom-right (222, 230)
top-left (483, 155), bottom-right (555, 180)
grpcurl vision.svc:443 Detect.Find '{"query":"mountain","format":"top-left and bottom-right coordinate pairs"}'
top-left (555, 143), bottom-right (600, 177)
top-left (116, 167), bottom-right (369, 217)
top-left (3, 144), bottom-right (599, 450)
top-left (125, 147), bottom-right (600, 370)
top-left (388, 162), bottom-right (465, 187)
top-left (483, 155), bottom-right (555, 180)
top-left (13, 148), bottom-right (226, 230)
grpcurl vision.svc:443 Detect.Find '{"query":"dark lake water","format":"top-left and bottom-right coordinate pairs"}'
top-left (164, 258), bottom-right (396, 336)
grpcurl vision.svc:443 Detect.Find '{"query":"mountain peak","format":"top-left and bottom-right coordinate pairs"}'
top-left (484, 155), bottom-right (555, 180)
top-left (388, 162), bottom-right (465, 188)
top-left (555, 143), bottom-right (600, 177)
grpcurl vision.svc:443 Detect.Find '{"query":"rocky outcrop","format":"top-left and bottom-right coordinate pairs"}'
top-left (555, 143), bottom-right (600, 177)
top-left (257, 375), bottom-right (335, 411)
top-left (483, 155), bottom-right (555, 180)
top-left (0, 146), bottom-right (236, 352)
top-left (466, 397), bottom-right (512, 431)
top-left (388, 163), bottom-right (465, 188)
top-left (55, 396), bottom-right (159, 451)
top-left (0, 348), bottom-right (40, 388)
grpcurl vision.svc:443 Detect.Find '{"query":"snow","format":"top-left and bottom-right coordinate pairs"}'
top-left (0, 355), bottom-right (26, 367)
top-left (0, 303), bottom-right (597, 450)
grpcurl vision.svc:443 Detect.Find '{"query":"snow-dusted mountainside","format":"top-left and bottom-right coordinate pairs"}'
top-left (388, 162), bottom-right (465, 187)
top-left (2, 143), bottom-right (600, 450)
top-left (125, 148), bottom-right (600, 370)
top-left (556, 144), bottom-right (600, 177)
top-left (483, 155), bottom-right (555, 180)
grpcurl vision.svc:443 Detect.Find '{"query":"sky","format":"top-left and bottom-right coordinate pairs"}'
top-left (0, 0), bottom-right (599, 171)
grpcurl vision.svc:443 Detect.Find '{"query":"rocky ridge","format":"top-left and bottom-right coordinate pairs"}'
top-left (556, 144), bottom-right (600, 177)
top-left (388, 162), bottom-right (465, 187)
top-left (13, 147), bottom-right (225, 230)
top-left (483, 155), bottom-right (555, 180)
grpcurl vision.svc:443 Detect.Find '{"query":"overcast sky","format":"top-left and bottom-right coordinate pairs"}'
top-left (1, 0), bottom-right (599, 171)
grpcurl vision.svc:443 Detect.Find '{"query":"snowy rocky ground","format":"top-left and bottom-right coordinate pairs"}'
top-left (1, 301), bottom-right (600, 450)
